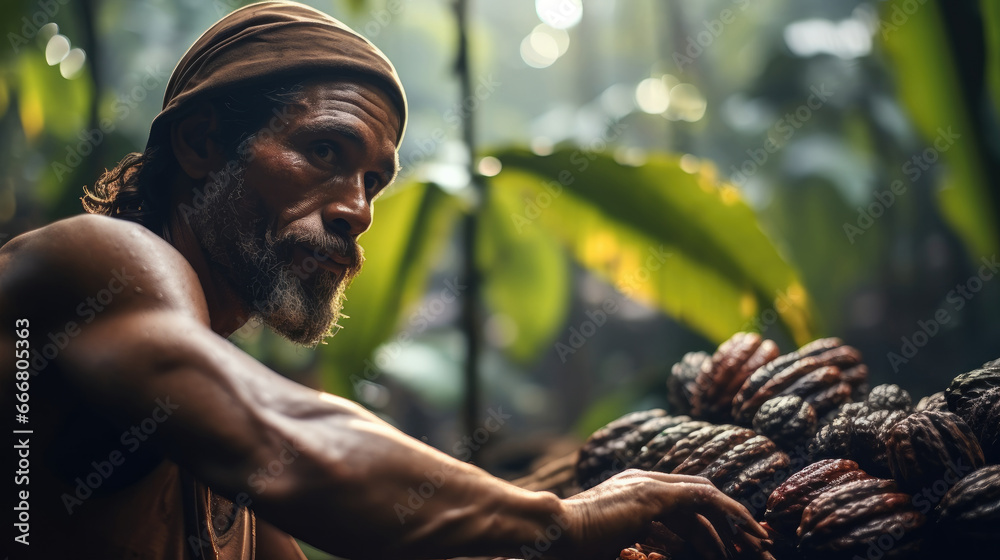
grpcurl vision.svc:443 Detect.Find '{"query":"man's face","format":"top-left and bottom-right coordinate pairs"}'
top-left (189, 79), bottom-right (401, 346)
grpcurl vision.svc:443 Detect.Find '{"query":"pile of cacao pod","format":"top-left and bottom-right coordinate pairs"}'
top-left (572, 333), bottom-right (1000, 560)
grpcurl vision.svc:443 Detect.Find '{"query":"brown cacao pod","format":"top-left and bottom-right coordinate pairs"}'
top-left (668, 351), bottom-right (709, 416)
top-left (576, 409), bottom-right (667, 489)
top-left (671, 426), bottom-right (756, 476)
top-left (945, 360), bottom-right (1000, 463)
top-left (732, 338), bottom-right (865, 425)
top-left (809, 407), bottom-right (907, 478)
top-left (947, 361), bottom-right (1000, 463)
top-left (866, 384), bottom-right (913, 413)
top-left (688, 435), bottom-right (791, 514)
top-left (652, 424), bottom-right (737, 473)
top-left (809, 415), bottom-right (853, 462)
top-left (630, 420), bottom-right (712, 470)
top-left (848, 409), bottom-right (909, 479)
top-left (690, 332), bottom-right (780, 423)
top-left (946, 359), bottom-right (1000, 410)
top-left (615, 415), bottom-right (693, 470)
top-left (914, 391), bottom-right (948, 413)
top-left (716, 441), bottom-right (792, 512)
top-left (764, 458), bottom-right (872, 535)
top-left (752, 395), bottom-right (818, 451)
top-left (954, 386), bottom-right (1000, 464)
top-left (935, 465), bottom-right (1000, 556)
top-left (797, 478), bottom-right (925, 559)
top-left (885, 410), bottom-right (985, 494)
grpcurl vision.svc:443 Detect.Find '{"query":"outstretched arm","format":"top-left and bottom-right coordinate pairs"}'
top-left (12, 215), bottom-right (767, 560)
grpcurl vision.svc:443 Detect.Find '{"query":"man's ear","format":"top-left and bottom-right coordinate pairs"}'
top-left (170, 103), bottom-right (226, 180)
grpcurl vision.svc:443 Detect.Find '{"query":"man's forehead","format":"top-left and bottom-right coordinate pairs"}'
top-left (287, 80), bottom-right (402, 146)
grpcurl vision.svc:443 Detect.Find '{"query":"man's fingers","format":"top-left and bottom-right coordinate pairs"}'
top-left (622, 470), bottom-right (716, 487)
top-left (631, 470), bottom-right (766, 540)
top-left (731, 530), bottom-right (773, 559)
top-left (659, 511), bottom-right (727, 560)
top-left (693, 487), bottom-right (767, 541)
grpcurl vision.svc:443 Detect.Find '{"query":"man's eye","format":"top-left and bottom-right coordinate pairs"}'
top-left (313, 143), bottom-right (337, 164)
top-left (365, 172), bottom-right (380, 192)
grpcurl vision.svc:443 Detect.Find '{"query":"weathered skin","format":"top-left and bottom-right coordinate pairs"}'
top-left (0, 79), bottom-right (769, 560)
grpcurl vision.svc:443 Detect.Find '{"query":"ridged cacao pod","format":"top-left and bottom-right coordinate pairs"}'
top-left (885, 410), bottom-right (985, 494)
top-left (764, 458), bottom-right (872, 535)
top-left (681, 435), bottom-right (791, 515)
top-left (615, 415), bottom-right (693, 470)
top-left (630, 420), bottom-right (711, 471)
top-left (652, 424), bottom-right (737, 473)
top-left (797, 478), bottom-right (925, 559)
top-left (671, 426), bottom-right (756, 476)
top-left (732, 338), bottom-right (866, 425)
top-left (935, 465), bottom-right (1000, 556)
top-left (668, 351), bottom-right (709, 416)
top-left (714, 438), bottom-right (792, 513)
top-left (691, 332), bottom-right (780, 423)
top-left (809, 408), bottom-right (907, 478)
top-left (947, 361), bottom-right (1000, 463)
top-left (576, 409), bottom-right (667, 489)
top-left (914, 391), bottom-right (948, 413)
top-left (946, 359), bottom-right (1000, 410)
top-left (752, 395), bottom-right (818, 451)
top-left (866, 384), bottom-right (913, 413)
top-left (954, 386), bottom-right (1000, 464)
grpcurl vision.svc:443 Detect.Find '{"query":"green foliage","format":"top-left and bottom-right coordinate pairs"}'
top-left (493, 148), bottom-right (815, 347)
top-left (984, 0), bottom-right (1000, 117)
top-left (879, 0), bottom-right (999, 261)
top-left (13, 51), bottom-right (93, 206)
top-left (479, 184), bottom-right (570, 362)
top-left (318, 181), bottom-right (462, 392)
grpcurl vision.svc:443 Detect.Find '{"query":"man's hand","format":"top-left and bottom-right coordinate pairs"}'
top-left (557, 470), bottom-right (772, 560)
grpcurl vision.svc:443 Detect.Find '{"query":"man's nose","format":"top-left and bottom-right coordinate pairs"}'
top-left (321, 177), bottom-right (372, 236)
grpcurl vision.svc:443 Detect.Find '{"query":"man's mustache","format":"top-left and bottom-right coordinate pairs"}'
top-left (281, 230), bottom-right (365, 272)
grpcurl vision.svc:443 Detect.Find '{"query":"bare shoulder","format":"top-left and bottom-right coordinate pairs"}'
top-left (0, 214), bottom-right (209, 329)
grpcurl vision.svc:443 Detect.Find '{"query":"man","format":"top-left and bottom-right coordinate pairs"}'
top-left (0, 2), bottom-right (771, 559)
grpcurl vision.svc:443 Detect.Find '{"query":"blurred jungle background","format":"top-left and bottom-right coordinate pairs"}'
top-left (2, 0), bottom-right (999, 525)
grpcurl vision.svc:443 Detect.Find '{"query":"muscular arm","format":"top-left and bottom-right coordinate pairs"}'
top-left (4, 215), bottom-right (768, 560)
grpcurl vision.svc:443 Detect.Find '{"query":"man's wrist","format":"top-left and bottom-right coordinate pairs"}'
top-left (494, 489), bottom-right (572, 559)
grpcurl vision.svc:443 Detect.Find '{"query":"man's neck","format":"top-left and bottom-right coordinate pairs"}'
top-left (164, 187), bottom-right (250, 338)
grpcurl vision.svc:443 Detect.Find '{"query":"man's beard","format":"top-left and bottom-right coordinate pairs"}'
top-left (187, 157), bottom-right (364, 346)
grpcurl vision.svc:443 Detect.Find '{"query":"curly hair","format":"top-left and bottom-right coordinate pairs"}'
top-left (82, 81), bottom-right (307, 235)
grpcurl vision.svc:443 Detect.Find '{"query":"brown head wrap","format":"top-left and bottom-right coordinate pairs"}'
top-left (146, 0), bottom-right (407, 150)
